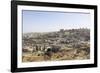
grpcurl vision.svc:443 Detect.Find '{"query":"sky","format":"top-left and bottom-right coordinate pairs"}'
top-left (22, 10), bottom-right (91, 33)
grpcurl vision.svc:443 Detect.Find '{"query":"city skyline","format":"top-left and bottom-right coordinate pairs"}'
top-left (22, 10), bottom-right (91, 33)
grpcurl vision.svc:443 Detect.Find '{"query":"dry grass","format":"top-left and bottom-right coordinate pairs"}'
top-left (22, 48), bottom-right (90, 62)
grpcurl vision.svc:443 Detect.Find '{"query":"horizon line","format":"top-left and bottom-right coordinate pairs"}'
top-left (23, 28), bottom-right (90, 34)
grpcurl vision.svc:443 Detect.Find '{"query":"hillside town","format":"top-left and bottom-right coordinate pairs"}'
top-left (22, 28), bottom-right (90, 62)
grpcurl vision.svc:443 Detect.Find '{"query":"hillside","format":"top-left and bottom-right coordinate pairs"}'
top-left (22, 28), bottom-right (90, 62)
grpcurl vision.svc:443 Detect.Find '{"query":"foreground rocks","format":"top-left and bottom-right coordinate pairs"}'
top-left (22, 47), bottom-right (90, 62)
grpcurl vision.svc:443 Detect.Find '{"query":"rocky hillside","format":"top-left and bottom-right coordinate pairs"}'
top-left (22, 28), bottom-right (90, 62)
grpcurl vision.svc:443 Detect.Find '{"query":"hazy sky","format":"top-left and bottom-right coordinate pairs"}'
top-left (22, 10), bottom-right (91, 33)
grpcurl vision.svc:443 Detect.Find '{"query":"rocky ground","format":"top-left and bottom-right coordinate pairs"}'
top-left (22, 28), bottom-right (90, 62)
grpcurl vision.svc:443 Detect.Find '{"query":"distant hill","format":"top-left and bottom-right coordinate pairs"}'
top-left (23, 28), bottom-right (90, 42)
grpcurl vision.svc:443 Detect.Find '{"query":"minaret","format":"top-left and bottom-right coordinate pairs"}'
top-left (59, 29), bottom-right (64, 38)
